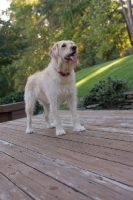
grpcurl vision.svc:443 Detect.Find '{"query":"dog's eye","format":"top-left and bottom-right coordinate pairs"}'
top-left (61, 43), bottom-right (66, 48)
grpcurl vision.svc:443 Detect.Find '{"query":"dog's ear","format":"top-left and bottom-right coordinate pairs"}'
top-left (48, 43), bottom-right (59, 58)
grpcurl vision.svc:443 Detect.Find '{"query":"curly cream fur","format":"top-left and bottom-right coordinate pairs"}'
top-left (25, 40), bottom-right (85, 136)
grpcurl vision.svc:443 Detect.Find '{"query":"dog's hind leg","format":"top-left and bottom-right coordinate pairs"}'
top-left (49, 100), bottom-right (66, 136)
top-left (43, 103), bottom-right (55, 129)
top-left (25, 93), bottom-right (36, 134)
top-left (67, 96), bottom-right (86, 132)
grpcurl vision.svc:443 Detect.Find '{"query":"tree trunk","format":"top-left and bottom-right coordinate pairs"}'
top-left (119, 0), bottom-right (133, 46)
top-left (127, 0), bottom-right (133, 39)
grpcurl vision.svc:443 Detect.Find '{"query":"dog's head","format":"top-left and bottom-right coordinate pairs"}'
top-left (49, 40), bottom-right (78, 63)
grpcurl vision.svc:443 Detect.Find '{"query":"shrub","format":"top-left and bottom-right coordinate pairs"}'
top-left (0, 90), bottom-right (24, 105)
top-left (122, 47), bottom-right (133, 57)
top-left (78, 77), bottom-right (130, 109)
top-left (0, 90), bottom-right (43, 114)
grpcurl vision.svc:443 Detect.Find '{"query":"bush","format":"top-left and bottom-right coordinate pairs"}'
top-left (0, 90), bottom-right (24, 105)
top-left (122, 47), bottom-right (133, 57)
top-left (0, 90), bottom-right (43, 115)
top-left (78, 77), bottom-right (130, 109)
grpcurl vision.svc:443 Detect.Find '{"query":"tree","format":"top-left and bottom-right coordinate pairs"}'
top-left (83, 0), bottom-right (131, 60)
top-left (1, 0), bottom-right (132, 98)
top-left (35, 0), bottom-right (103, 66)
top-left (0, 19), bottom-right (29, 67)
top-left (0, 65), bottom-right (16, 97)
top-left (0, 18), bottom-right (30, 98)
top-left (118, 0), bottom-right (133, 45)
top-left (36, 0), bottom-right (131, 61)
top-left (10, 0), bottom-right (132, 66)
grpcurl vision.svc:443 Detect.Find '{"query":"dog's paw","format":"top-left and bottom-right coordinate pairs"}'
top-left (47, 123), bottom-right (55, 129)
top-left (26, 128), bottom-right (34, 134)
top-left (56, 128), bottom-right (66, 136)
top-left (74, 125), bottom-right (86, 132)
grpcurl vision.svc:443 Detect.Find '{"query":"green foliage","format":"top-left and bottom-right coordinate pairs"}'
top-left (122, 47), bottom-right (133, 57)
top-left (34, 102), bottom-right (43, 115)
top-left (0, 19), bottom-right (30, 97)
top-left (0, 19), bottom-right (29, 67)
top-left (76, 55), bottom-right (133, 97)
top-left (78, 77), bottom-right (130, 109)
top-left (84, 0), bottom-right (129, 61)
top-left (0, 90), bottom-right (24, 105)
top-left (7, 0), bottom-right (52, 92)
top-left (34, 0), bottom-right (131, 64)
top-left (0, 66), bottom-right (17, 97)
top-left (0, 0), bottom-right (132, 98)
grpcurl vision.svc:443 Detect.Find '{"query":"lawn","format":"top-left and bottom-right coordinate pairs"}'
top-left (76, 55), bottom-right (133, 97)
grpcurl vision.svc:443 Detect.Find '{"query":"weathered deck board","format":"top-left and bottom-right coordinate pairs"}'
top-left (0, 110), bottom-right (133, 200)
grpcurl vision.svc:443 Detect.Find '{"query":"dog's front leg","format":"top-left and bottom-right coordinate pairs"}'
top-left (50, 100), bottom-right (66, 136)
top-left (67, 96), bottom-right (86, 132)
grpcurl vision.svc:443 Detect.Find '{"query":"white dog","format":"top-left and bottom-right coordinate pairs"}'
top-left (25, 40), bottom-right (85, 136)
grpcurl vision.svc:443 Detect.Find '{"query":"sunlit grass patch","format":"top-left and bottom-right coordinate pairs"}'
top-left (76, 55), bottom-right (133, 97)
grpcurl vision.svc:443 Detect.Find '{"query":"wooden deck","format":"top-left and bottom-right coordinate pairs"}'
top-left (0, 110), bottom-right (133, 200)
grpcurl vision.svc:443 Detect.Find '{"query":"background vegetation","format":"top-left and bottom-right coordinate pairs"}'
top-left (0, 0), bottom-right (133, 102)
top-left (78, 76), bottom-right (130, 109)
top-left (76, 55), bottom-right (133, 97)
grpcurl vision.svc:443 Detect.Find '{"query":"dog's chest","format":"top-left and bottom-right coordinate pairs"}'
top-left (57, 82), bottom-right (73, 100)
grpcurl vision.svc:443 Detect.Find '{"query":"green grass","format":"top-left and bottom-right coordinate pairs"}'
top-left (76, 55), bottom-right (133, 97)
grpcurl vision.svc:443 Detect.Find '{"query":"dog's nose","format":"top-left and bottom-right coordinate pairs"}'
top-left (72, 46), bottom-right (77, 51)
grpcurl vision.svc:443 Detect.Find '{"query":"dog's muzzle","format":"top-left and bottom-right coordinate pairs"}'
top-left (65, 46), bottom-right (78, 62)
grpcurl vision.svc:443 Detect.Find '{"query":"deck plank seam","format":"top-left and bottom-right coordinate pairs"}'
top-left (0, 172), bottom-right (34, 200)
